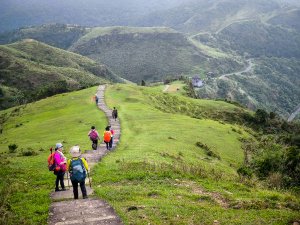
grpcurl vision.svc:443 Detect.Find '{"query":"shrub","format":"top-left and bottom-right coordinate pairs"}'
top-left (237, 166), bottom-right (253, 178)
top-left (255, 109), bottom-right (269, 124)
top-left (196, 142), bottom-right (221, 160)
top-left (8, 144), bottom-right (18, 153)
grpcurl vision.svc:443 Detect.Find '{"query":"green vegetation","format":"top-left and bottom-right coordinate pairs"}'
top-left (70, 27), bottom-right (208, 83)
top-left (0, 40), bottom-right (121, 109)
top-left (0, 24), bottom-right (88, 49)
top-left (0, 84), bottom-right (299, 224)
top-left (197, 57), bottom-right (300, 118)
top-left (0, 86), bottom-right (106, 224)
top-left (91, 84), bottom-right (300, 225)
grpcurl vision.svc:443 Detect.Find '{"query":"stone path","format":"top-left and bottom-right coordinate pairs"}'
top-left (48, 85), bottom-right (123, 225)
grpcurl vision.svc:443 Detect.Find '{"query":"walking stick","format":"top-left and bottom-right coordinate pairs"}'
top-left (87, 170), bottom-right (92, 188)
top-left (66, 171), bottom-right (70, 188)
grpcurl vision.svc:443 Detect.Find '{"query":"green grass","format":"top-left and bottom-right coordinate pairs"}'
top-left (189, 37), bottom-right (229, 59)
top-left (0, 86), bottom-right (107, 224)
top-left (91, 84), bottom-right (300, 225)
top-left (0, 84), bottom-right (299, 224)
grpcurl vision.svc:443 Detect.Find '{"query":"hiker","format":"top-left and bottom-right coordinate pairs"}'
top-left (108, 125), bottom-right (115, 149)
top-left (95, 95), bottom-right (99, 105)
top-left (67, 146), bottom-right (89, 199)
top-left (103, 126), bottom-right (112, 150)
top-left (88, 126), bottom-right (100, 150)
top-left (112, 107), bottom-right (118, 121)
top-left (53, 143), bottom-right (67, 192)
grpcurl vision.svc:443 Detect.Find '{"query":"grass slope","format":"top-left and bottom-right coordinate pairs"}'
top-left (91, 84), bottom-right (300, 224)
top-left (69, 26), bottom-right (207, 83)
top-left (0, 86), bottom-right (107, 224)
top-left (0, 39), bottom-right (121, 109)
top-left (0, 84), bottom-right (299, 224)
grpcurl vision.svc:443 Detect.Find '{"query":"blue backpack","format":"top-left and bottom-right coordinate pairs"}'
top-left (70, 158), bottom-right (86, 182)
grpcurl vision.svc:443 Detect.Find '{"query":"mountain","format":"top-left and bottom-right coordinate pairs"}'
top-left (68, 26), bottom-right (244, 83)
top-left (0, 39), bottom-right (121, 109)
top-left (0, 0), bottom-right (187, 32)
top-left (0, 25), bottom-right (245, 83)
top-left (136, 0), bottom-right (281, 34)
top-left (192, 17), bottom-right (300, 117)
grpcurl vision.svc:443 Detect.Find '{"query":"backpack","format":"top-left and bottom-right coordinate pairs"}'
top-left (47, 149), bottom-right (60, 172)
top-left (104, 131), bottom-right (111, 142)
top-left (89, 130), bottom-right (98, 141)
top-left (69, 158), bottom-right (86, 182)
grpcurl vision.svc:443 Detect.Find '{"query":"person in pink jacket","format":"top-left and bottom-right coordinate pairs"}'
top-left (54, 143), bottom-right (67, 191)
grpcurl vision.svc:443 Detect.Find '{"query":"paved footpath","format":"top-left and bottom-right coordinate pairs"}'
top-left (48, 85), bottom-right (123, 225)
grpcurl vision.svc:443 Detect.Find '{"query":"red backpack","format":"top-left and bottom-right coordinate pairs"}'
top-left (47, 148), bottom-right (60, 172)
top-left (103, 131), bottom-right (111, 142)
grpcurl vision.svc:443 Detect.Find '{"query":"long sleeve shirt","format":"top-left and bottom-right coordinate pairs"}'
top-left (54, 151), bottom-right (67, 171)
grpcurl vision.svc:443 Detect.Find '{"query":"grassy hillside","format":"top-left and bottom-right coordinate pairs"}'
top-left (0, 24), bottom-right (88, 49)
top-left (69, 26), bottom-right (243, 83)
top-left (0, 86), bottom-right (107, 224)
top-left (91, 84), bottom-right (300, 224)
top-left (0, 84), bottom-right (299, 224)
top-left (69, 26), bottom-right (207, 82)
top-left (0, 39), bottom-right (121, 109)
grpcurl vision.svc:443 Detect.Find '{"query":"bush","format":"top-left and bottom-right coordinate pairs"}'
top-left (196, 142), bottom-right (221, 160)
top-left (8, 144), bottom-right (18, 153)
top-left (20, 148), bottom-right (38, 156)
top-left (237, 166), bottom-right (253, 178)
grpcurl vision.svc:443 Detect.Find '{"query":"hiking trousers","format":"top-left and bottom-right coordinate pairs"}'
top-left (55, 171), bottom-right (65, 190)
top-left (109, 137), bottom-right (114, 149)
top-left (92, 139), bottom-right (98, 150)
top-left (71, 180), bottom-right (87, 199)
top-left (104, 141), bottom-right (110, 150)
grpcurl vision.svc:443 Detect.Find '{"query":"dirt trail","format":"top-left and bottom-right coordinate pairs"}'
top-left (48, 85), bottom-right (123, 225)
top-left (219, 59), bottom-right (254, 79)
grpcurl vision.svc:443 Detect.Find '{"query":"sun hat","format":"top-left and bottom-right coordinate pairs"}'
top-left (56, 143), bottom-right (63, 149)
top-left (70, 145), bottom-right (81, 157)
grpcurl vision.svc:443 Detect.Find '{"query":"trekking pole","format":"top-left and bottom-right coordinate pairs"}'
top-left (66, 171), bottom-right (70, 188)
top-left (87, 170), bottom-right (92, 188)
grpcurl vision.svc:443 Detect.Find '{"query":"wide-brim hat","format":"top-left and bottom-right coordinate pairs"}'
top-left (70, 146), bottom-right (81, 157)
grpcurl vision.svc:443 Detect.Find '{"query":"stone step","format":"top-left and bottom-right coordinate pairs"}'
top-left (48, 199), bottom-right (123, 225)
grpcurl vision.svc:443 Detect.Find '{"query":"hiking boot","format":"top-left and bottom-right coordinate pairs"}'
top-left (61, 188), bottom-right (67, 191)
top-left (55, 189), bottom-right (61, 192)
top-left (83, 196), bottom-right (88, 199)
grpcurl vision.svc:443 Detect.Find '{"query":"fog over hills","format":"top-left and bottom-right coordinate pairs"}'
top-left (0, 0), bottom-right (188, 32)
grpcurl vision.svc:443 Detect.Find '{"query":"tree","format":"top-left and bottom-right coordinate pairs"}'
top-left (141, 80), bottom-right (146, 86)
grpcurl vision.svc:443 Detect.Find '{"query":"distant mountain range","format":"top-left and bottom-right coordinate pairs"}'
top-left (0, 0), bottom-right (299, 118)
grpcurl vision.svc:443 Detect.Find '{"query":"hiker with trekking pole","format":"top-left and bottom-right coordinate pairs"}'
top-left (67, 145), bottom-right (90, 199)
